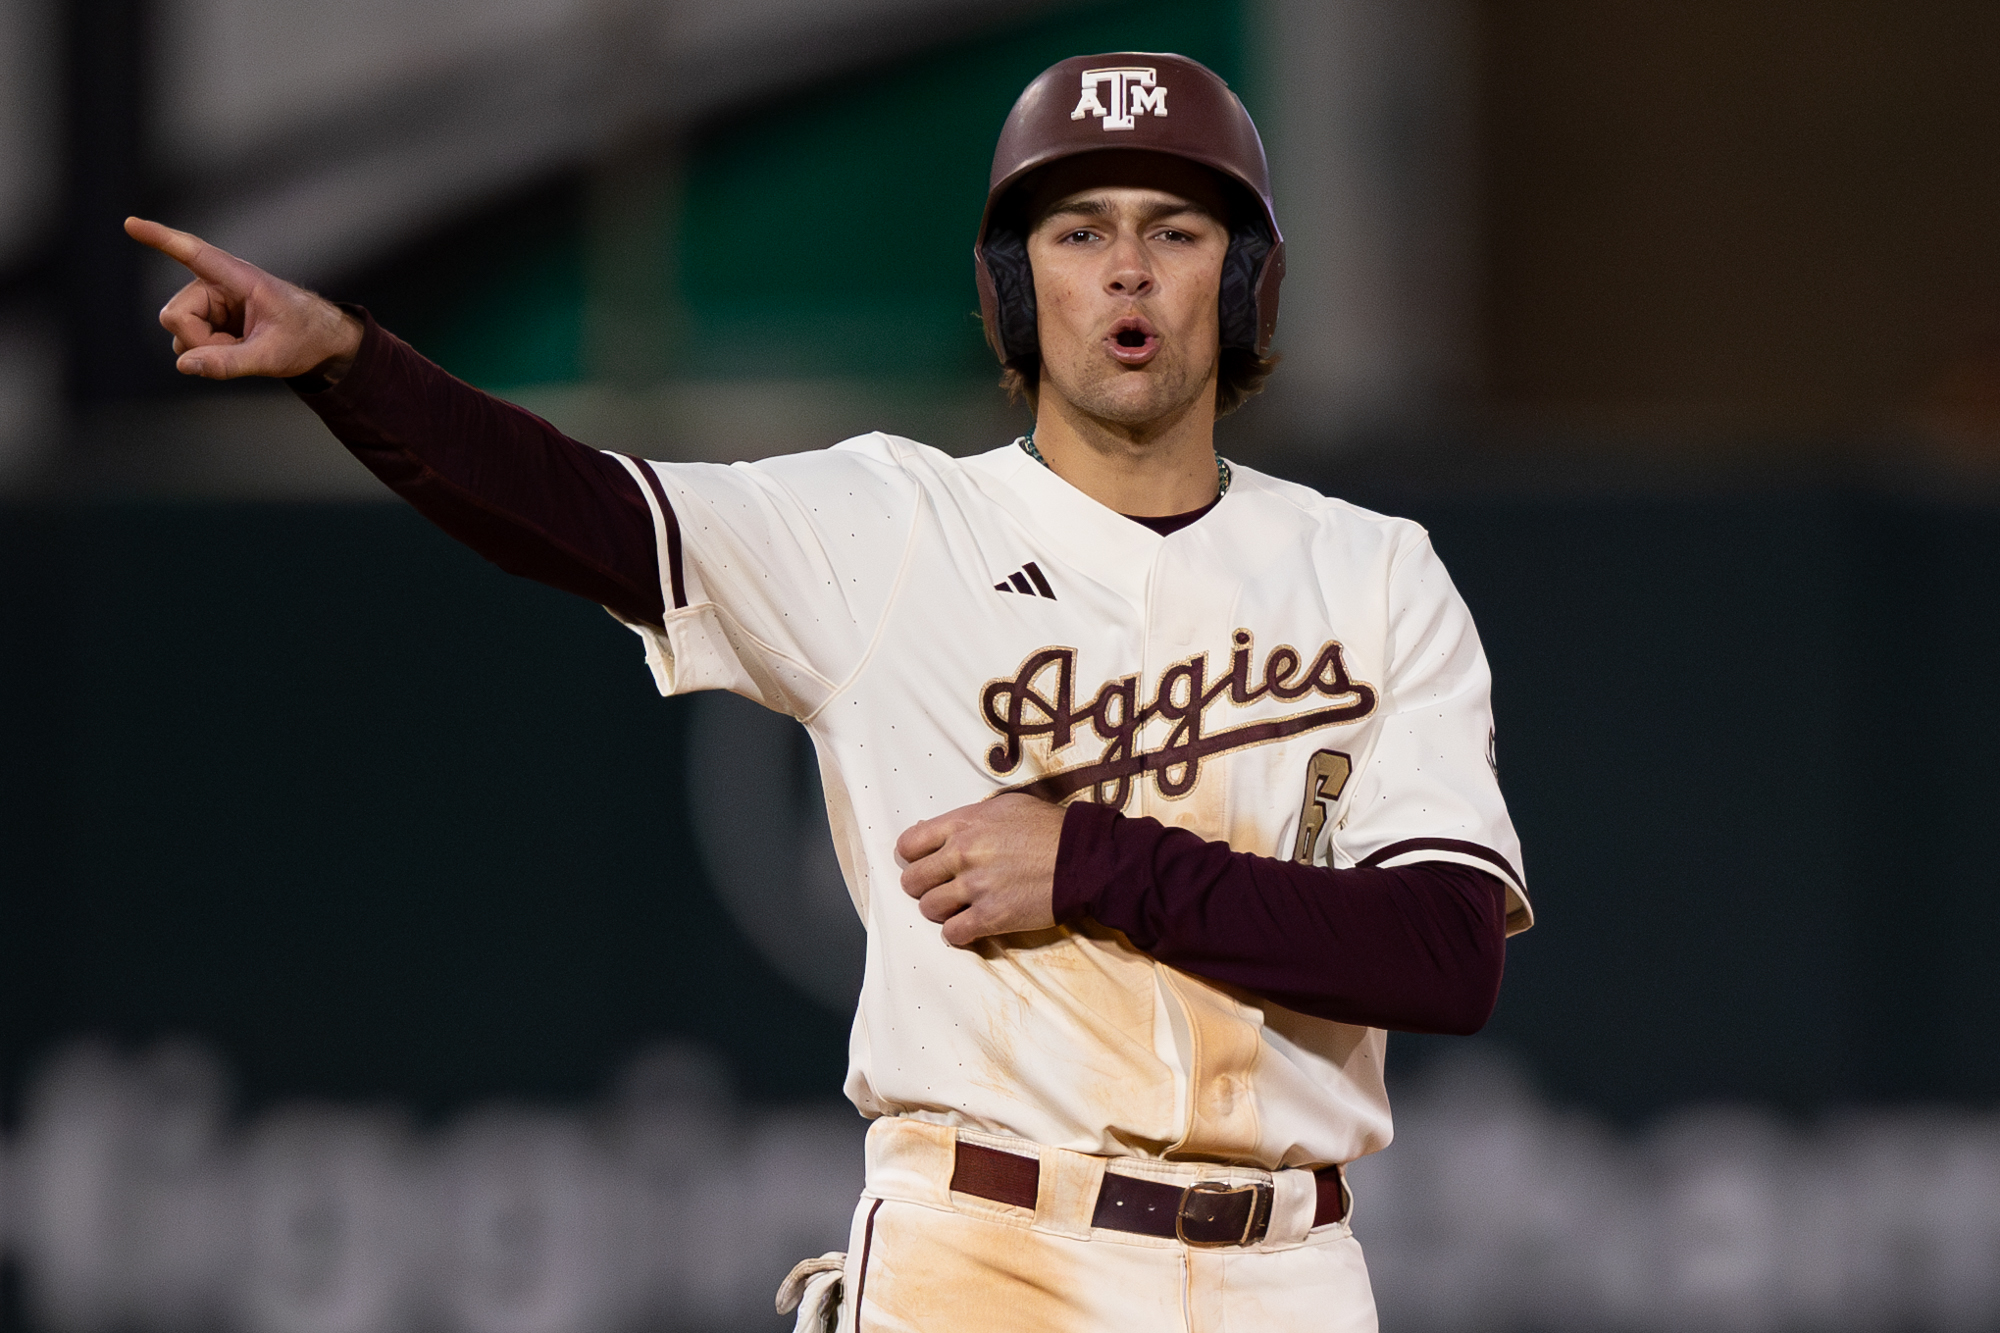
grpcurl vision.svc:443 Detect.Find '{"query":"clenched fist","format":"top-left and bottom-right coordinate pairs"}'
top-left (896, 793), bottom-right (1066, 947)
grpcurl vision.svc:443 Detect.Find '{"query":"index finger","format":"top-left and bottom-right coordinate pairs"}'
top-left (894, 813), bottom-right (953, 865)
top-left (124, 217), bottom-right (257, 287)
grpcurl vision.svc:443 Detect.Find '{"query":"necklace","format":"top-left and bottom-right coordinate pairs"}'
top-left (1015, 433), bottom-right (1231, 499)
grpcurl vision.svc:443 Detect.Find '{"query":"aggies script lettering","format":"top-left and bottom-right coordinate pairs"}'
top-left (982, 631), bottom-right (1377, 808)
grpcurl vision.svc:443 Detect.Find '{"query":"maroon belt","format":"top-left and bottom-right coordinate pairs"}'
top-left (949, 1141), bottom-right (1346, 1248)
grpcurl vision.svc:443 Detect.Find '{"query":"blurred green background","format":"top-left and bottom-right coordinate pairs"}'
top-left (365, 0), bottom-right (1247, 391)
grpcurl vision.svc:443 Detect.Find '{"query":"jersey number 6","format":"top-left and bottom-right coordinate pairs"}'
top-left (1290, 749), bottom-right (1352, 865)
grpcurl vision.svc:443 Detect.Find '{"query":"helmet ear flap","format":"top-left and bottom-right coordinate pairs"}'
top-left (979, 228), bottom-right (1039, 366)
top-left (1253, 238), bottom-right (1285, 354)
top-left (1218, 223), bottom-right (1272, 354)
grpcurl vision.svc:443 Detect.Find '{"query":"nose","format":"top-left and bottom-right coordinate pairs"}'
top-left (1103, 233), bottom-right (1153, 299)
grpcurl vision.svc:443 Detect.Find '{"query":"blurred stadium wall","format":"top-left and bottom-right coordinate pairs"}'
top-left (4, 2), bottom-right (2000, 1330)
top-left (7, 1040), bottom-right (2000, 1333)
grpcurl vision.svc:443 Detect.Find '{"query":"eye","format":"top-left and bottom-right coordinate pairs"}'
top-left (1060, 228), bottom-right (1098, 245)
top-left (1154, 228), bottom-right (1196, 244)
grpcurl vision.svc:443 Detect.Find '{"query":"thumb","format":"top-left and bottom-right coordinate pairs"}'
top-left (175, 340), bottom-right (258, 380)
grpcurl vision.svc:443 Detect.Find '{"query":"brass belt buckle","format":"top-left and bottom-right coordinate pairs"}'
top-left (1175, 1179), bottom-right (1274, 1248)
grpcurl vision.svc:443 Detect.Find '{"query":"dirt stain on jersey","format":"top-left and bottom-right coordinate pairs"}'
top-left (967, 925), bottom-right (1176, 1144)
top-left (1161, 968), bottom-right (1265, 1164)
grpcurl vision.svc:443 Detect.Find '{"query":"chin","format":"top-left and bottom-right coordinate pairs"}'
top-left (1069, 367), bottom-right (1205, 430)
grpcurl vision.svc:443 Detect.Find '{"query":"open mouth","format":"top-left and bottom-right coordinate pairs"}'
top-left (1106, 316), bottom-right (1161, 365)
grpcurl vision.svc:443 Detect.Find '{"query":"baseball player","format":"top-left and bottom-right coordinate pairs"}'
top-left (128, 52), bottom-right (1530, 1332)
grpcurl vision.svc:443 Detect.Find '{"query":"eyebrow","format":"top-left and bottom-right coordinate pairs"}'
top-left (1041, 194), bottom-right (1215, 224)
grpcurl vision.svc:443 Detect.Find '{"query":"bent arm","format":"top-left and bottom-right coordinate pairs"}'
top-left (294, 311), bottom-right (666, 626)
top-left (1052, 803), bottom-right (1508, 1034)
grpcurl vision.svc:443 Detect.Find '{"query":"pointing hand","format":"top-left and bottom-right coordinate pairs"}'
top-left (124, 217), bottom-right (363, 383)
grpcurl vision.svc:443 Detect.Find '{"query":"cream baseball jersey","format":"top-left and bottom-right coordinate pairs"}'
top-left (607, 435), bottom-right (1531, 1170)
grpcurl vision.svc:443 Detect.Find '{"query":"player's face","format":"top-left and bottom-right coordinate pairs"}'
top-left (1024, 153), bottom-right (1232, 436)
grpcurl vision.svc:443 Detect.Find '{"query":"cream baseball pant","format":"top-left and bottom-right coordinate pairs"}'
top-left (788, 1117), bottom-right (1378, 1333)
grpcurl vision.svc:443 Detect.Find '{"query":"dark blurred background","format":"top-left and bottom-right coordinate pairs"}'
top-left (3, 1), bottom-right (2000, 1330)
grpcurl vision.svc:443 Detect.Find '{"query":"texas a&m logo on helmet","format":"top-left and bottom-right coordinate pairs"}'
top-left (1069, 67), bottom-right (1168, 131)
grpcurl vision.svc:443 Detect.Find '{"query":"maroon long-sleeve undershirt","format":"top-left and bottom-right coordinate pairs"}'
top-left (294, 308), bottom-right (668, 625)
top-left (1055, 803), bottom-right (1508, 1033)
top-left (293, 311), bottom-right (1509, 1034)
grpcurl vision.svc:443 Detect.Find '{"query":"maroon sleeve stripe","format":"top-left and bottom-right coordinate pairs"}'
top-left (631, 459), bottom-right (687, 610)
top-left (1356, 837), bottom-right (1521, 887)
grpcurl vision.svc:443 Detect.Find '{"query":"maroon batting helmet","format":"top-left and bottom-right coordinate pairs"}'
top-left (974, 53), bottom-right (1285, 368)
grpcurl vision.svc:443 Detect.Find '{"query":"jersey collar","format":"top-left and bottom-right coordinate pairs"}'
top-left (961, 442), bottom-right (1186, 606)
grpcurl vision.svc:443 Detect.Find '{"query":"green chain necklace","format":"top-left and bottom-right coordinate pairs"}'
top-left (1015, 433), bottom-right (1232, 499)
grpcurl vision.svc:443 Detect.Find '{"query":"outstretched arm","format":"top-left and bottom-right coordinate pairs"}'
top-left (126, 219), bottom-right (666, 625)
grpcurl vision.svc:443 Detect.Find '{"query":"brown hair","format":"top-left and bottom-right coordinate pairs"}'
top-left (997, 346), bottom-right (1281, 418)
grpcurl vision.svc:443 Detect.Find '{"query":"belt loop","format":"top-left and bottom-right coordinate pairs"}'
top-left (1266, 1166), bottom-right (1319, 1245)
top-left (1032, 1146), bottom-right (1106, 1240)
top-left (865, 1118), bottom-right (958, 1209)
